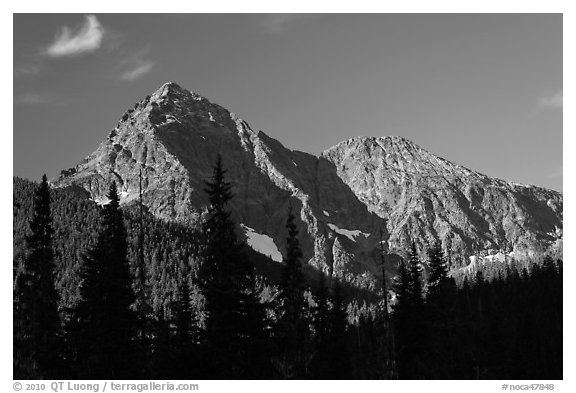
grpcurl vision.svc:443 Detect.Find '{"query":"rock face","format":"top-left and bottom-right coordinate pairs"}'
top-left (55, 82), bottom-right (563, 286)
top-left (322, 137), bottom-right (563, 261)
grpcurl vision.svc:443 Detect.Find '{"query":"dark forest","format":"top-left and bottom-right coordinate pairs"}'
top-left (13, 158), bottom-right (562, 380)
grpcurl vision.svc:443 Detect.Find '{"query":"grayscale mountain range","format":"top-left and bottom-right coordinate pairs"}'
top-left (54, 82), bottom-right (563, 286)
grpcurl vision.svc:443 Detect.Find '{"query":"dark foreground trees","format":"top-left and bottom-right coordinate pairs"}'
top-left (275, 206), bottom-right (309, 377)
top-left (13, 175), bottom-right (61, 379)
top-left (13, 170), bottom-right (563, 380)
top-left (196, 154), bottom-right (268, 378)
top-left (64, 182), bottom-right (138, 379)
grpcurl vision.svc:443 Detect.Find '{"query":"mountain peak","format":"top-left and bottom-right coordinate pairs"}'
top-left (322, 135), bottom-right (424, 156)
top-left (155, 81), bottom-right (189, 94)
top-left (55, 85), bottom-right (563, 273)
top-left (149, 81), bottom-right (205, 105)
top-left (324, 134), bottom-right (486, 182)
top-left (328, 135), bottom-right (417, 149)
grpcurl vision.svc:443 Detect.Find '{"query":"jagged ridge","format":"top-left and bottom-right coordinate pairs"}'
top-left (55, 82), bottom-right (563, 287)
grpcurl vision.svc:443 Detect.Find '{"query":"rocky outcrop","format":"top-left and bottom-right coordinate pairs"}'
top-left (55, 82), bottom-right (385, 283)
top-left (54, 82), bottom-right (563, 287)
top-left (322, 136), bottom-right (563, 260)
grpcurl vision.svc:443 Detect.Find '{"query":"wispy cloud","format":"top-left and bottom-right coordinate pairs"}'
top-left (539, 89), bottom-right (563, 109)
top-left (260, 14), bottom-right (312, 34)
top-left (116, 46), bottom-right (156, 82)
top-left (14, 93), bottom-right (68, 106)
top-left (120, 60), bottom-right (155, 81)
top-left (45, 15), bottom-right (105, 57)
top-left (14, 63), bottom-right (42, 78)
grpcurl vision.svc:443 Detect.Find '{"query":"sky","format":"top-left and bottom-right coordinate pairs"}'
top-left (13, 13), bottom-right (563, 191)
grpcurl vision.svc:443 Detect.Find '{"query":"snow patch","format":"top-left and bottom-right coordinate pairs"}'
top-left (483, 252), bottom-right (507, 263)
top-left (208, 111), bottom-right (215, 122)
top-left (91, 196), bottom-right (110, 206)
top-left (165, 115), bottom-right (177, 122)
top-left (323, 210), bottom-right (330, 217)
top-left (241, 224), bottom-right (282, 262)
top-left (120, 191), bottom-right (129, 199)
top-left (464, 250), bottom-right (517, 273)
top-left (327, 223), bottom-right (369, 242)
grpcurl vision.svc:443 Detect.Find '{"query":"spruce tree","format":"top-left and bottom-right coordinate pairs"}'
top-left (313, 273), bottom-right (330, 342)
top-left (174, 281), bottom-right (195, 345)
top-left (169, 281), bottom-right (200, 378)
top-left (13, 174), bottom-right (61, 379)
top-left (149, 308), bottom-right (172, 379)
top-left (310, 272), bottom-right (331, 378)
top-left (197, 155), bottom-right (265, 377)
top-left (426, 242), bottom-right (447, 300)
top-left (407, 241), bottom-right (424, 309)
top-left (65, 182), bottom-right (138, 379)
top-left (377, 228), bottom-right (395, 378)
top-left (425, 242), bottom-right (458, 378)
top-left (327, 280), bottom-right (351, 378)
top-left (392, 242), bottom-right (426, 379)
top-left (276, 206), bottom-right (308, 376)
top-left (392, 258), bottom-right (411, 378)
top-left (134, 167), bottom-right (152, 342)
top-left (392, 258), bottom-right (411, 317)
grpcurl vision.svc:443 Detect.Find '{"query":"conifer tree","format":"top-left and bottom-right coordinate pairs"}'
top-left (168, 281), bottom-right (200, 378)
top-left (327, 280), bottom-right (351, 378)
top-left (424, 242), bottom-right (458, 378)
top-left (276, 206), bottom-right (308, 376)
top-left (378, 227), bottom-right (389, 320)
top-left (134, 167), bottom-right (152, 341)
top-left (407, 241), bottom-right (424, 309)
top-left (149, 308), bottom-right (172, 379)
top-left (426, 242), bottom-right (447, 301)
top-left (13, 174), bottom-right (61, 379)
top-left (65, 182), bottom-right (138, 379)
top-left (310, 272), bottom-right (331, 378)
top-left (392, 242), bottom-right (426, 378)
top-left (377, 229), bottom-right (395, 378)
top-left (313, 272), bottom-right (330, 342)
top-left (541, 255), bottom-right (557, 279)
top-left (197, 155), bottom-right (265, 377)
top-left (392, 258), bottom-right (411, 316)
top-left (174, 281), bottom-right (195, 345)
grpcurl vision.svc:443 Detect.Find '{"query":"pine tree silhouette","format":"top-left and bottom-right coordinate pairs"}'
top-left (13, 174), bottom-right (61, 379)
top-left (310, 272), bottom-right (331, 378)
top-left (168, 281), bottom-right (200, 378)
top-left (327, 280), bottom-right (351, 379)
top-left (197, 155), bottom-right (265, 378)
top-left (392, 242), bottom-right (426, 378)
top-left (276, 205), bottom-right (308, 377)
top-left (392, 258), bottom-right (411, 320)
top-left (134, 167), bottom-right (152, 342)
top-left (407, 242), bottom-right (424, 309)
top-left (174, 281), bottom-right (195, 345)
top-left (149, 308), bottom-right (173, 379)
top-left (423, 242), bottom-right (458, 378)
top-left (426, 242), bottom-right (447, 301)
top-left (65, 182), bottom-right (138, 379)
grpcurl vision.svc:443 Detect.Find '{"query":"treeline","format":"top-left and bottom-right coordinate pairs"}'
top-left (13, 158), bottom-right (562, 379)
top-left (13, 177), bottom-right (202, 312)
top-left (387, 243), bottom-right (562, 379)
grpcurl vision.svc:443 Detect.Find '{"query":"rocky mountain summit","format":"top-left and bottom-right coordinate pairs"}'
top-left (322, 137), bottom-right (563, 260)
top-left (55, 82), bottom-right (563, 286)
